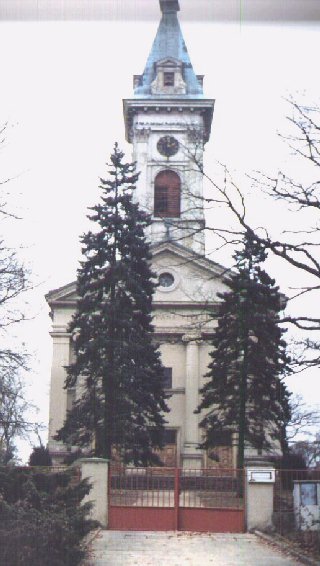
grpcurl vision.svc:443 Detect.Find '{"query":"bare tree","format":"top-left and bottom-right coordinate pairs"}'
top-left (290, 436), bottom-right (320, 468)
top-left (0, 363), bottom-right (32, 464)
top-left (0, 122), bottom-right (34, 463)
top-left (181, 97), bottom-right (320, 367)
top-left (287, 395), bottom-right (320, 443)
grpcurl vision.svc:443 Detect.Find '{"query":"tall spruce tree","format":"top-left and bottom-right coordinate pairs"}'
top-left (196, 234), bottom-right (291, 469)
top-left (57, 144), bottom-right (169, 465)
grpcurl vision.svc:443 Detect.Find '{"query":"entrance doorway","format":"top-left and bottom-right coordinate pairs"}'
top-left (155, 429), bottom-right (178, 467)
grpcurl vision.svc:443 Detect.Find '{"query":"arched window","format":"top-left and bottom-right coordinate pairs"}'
top-left (154, 170), bottom-right (181, 218)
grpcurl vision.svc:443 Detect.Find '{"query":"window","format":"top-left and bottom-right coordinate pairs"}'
top-left (163, 429), bottom-right (177, 445)
top-left (66, 388), bottom-right (76, 412)
top-left (155, 186), bottom-right (168, 214)
top-left (213, 431), bottom-right (232, 446)
top-left (159, 272), bottom-right (174, 288)
top-left (162, 367), bottom-right (173, 389)
top-left (154, 170), bottom-right (181, 218)
top-left (164, 72), bottom-right (175, 86)
top-left (300, 483), bottom-right (318, 506)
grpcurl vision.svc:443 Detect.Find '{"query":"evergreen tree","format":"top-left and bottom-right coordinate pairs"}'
top-left (28, 446), bottom-right (52, 467)
top-left (57, 144), bottom-right (169, 465)
top-left (196, 234), bottom-right (291, 469)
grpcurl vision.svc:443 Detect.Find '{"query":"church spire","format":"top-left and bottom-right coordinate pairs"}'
top-left (123, 0), bottom-right (214, 255)
top-left (133, 0), bottom-right (203, 98)
top-left (160, 0), bottom-right (180, 12)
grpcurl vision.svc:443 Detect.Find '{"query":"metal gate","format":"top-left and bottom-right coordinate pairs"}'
top-left (108, 467), bottom-right (245, 532)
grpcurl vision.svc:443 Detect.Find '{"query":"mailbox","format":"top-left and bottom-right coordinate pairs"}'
top-left (247, 468), bottom-right (275, 483)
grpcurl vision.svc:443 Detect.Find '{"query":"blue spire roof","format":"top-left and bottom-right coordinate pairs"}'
top-left (134, 0), bottom-right (203, 98)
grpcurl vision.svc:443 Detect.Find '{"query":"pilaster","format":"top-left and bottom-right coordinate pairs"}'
top-left (48, 332), bottom-right (70, 456)
top-left (181, 333), bottom-right (202, 469)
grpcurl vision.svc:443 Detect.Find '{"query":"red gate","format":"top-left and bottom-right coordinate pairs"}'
top-left (108, 467), bottom-right (245, 532)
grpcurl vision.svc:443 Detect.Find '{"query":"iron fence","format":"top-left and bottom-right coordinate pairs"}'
top-left (109, 467), bottom-right (244, 509)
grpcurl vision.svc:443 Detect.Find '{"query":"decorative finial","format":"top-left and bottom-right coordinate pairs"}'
top-left (160, 0), bottom-right (180, 13)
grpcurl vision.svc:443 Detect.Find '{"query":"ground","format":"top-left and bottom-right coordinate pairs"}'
top-left (83, 531), bottom-right (302, 565)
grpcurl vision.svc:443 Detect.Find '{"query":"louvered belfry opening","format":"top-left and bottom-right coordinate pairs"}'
top-left (154, 170), bottom-right (181, 218)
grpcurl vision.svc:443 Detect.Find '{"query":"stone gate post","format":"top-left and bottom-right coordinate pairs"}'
top-left (246, 462), bottom-right (276, 531)
top-left (77, 458), bottom-right (109, 528)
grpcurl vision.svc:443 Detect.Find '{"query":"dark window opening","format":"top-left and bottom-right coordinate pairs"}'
top-left (164, 72), bottom-right (175, 86)
top-left (159, 272), bottom-right (174, 288)
top-left (213, 431), bottom-right (232, 446)
top-left (154, 170), bottom-right (181, 218)
top-left (162, 429), bottom-right (177, 445)
top-left (162, 367), bottom-right (173, 389)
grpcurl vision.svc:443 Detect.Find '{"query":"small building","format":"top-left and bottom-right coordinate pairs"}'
top-left (293, 480), bottom-right (320, 531)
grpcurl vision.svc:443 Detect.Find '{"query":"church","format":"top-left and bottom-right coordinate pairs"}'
top-left (47, 0), bottom-right (279, 468)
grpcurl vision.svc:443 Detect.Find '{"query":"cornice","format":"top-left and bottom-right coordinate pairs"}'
top-left (49, 299), bottom-right (77, 308)
top-left (123, 98), bottom-right (214, 144)
top-left (154, 301), bottom-right (220, 310)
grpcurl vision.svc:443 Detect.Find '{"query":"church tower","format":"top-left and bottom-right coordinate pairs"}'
top-left (124, 0), bottom-right (214, 254)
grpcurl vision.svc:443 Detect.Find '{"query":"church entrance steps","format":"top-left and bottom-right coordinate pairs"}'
top-left (108, 467), bottom-right (245, 533)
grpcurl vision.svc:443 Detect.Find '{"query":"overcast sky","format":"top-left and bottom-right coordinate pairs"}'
top-left (0, 0), bottom-right (319, 461)
top-left (1, 0), bottom-right (320, 22)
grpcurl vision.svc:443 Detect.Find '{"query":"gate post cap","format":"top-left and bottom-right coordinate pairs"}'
top-left (76, 457), bottom-right (109, 464)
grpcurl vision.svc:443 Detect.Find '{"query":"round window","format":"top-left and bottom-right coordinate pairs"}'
top-left (159, 272), bottom-right (175, 288)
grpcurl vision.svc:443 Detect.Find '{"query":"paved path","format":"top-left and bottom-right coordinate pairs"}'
top-left (84, 531), bottom-right (302, 565)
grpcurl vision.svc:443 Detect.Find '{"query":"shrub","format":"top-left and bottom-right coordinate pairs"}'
top-left (0, 466), bottom-right (98, 566)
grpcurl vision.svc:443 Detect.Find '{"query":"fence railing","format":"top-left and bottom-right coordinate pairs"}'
top-left (109, 467), bottom-right (244, 509)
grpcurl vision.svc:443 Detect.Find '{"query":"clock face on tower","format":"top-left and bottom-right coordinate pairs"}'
top-left (157, 135), bottom-right (179, 157)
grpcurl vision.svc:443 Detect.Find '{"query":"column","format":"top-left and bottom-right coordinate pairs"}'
top-left (48, 333), bottom-right (70, 461)
top-left (182, 334), bottom-right (202, 469)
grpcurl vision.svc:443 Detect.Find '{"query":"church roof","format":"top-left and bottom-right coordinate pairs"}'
top-left (134, 0), bottom-right (203, 99)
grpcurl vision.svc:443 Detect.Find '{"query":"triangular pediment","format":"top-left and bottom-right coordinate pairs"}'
top-left (151, 241), bottom-right (231, 281)
top-left (151, 241), bottom-right (231, 307)
top-left (45, 281), bottom-right (77, 305)
top-left (46, 242), bottom-right (231, 308)
top-left (156, 57), bottom-right (181, 68)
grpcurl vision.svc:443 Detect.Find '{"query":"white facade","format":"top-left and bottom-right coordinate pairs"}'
top-left (47, 243), bottom-right (233, 467)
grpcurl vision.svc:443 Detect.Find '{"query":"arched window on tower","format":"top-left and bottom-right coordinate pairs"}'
top-left (154, 170), bottom-right (181, 218)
